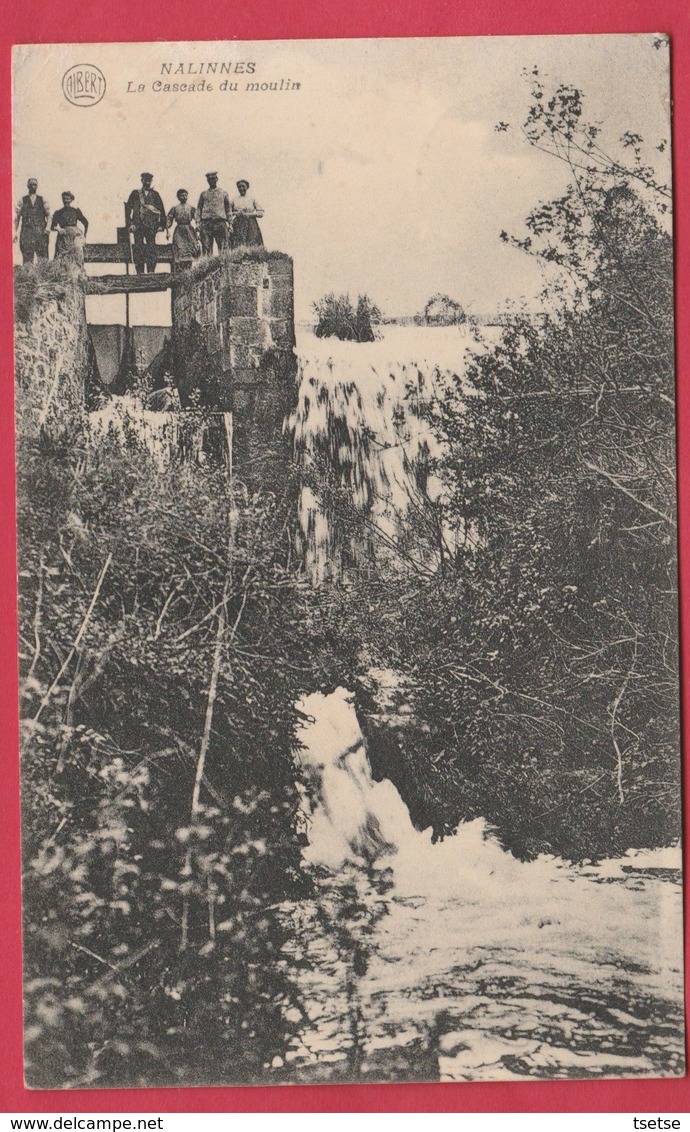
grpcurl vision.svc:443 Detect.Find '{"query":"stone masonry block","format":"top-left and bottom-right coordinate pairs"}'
top-left (232, 387), bottom-right (255, 411)
top-left (227, 317), bottom-right (270, 347)
top-left (229, 343), bottom-right (253, 369)
top-left (266, 282), bottom-right (294, 321)
top-left (268, 319), bottom-right (295, 349)
top-left (172, 251), bottom-right (295, 423)
top-left (232, 367), bottom-right (262, 388)
top-left (209, 382), bottom-right (233, 413)
top-left (266, 257), bottom-right (293, 279)
top-left (223, 285), bottom-right (258, 319)
top-left (226, 261), bottom-right (265, 287)
top-left (206, 326), bottom-right (222, 354)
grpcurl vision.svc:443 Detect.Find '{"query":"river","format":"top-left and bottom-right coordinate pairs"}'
top-left (273, 687), bottom-right (684, 1084)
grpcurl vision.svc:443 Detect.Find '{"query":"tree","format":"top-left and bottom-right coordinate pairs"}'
top-left (324, 65), bottom-right (678, 861)
top-left (422, 294), bottom-right (466, 326)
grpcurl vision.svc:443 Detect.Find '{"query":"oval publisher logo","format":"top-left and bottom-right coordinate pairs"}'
top-left (62, 64), bottom-right (106, 107)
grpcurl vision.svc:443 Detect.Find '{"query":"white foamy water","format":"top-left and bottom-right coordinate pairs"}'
top-left (290, 326), bottom-right (483, 583)
top-left (89, 395), bottom-right (181, 466)
top-left (89, 395), bottom-right (233, 471)
top-left (276, 688), bottom-right (684, 1084)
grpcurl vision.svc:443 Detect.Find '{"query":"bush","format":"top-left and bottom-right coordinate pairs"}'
top-left (313, 292), bottom-right (381, 342)
top-left (13, 260), bottom-right (76, 324)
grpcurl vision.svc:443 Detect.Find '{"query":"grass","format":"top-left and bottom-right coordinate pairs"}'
top-left (172, 247), bottom-right (290, 289)
top-left (13, 260), bottom-right (79, 324)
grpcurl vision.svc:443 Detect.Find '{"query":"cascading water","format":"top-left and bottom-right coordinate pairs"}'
top-left (90, 395), bottom-right (181, 465)
top-left (274, 687), bottom-right (684, 1083)
top-left (288, 327), bottom-right (477, 584)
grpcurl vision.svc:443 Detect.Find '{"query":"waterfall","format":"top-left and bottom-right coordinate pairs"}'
top-left (89, 395), bottom-right (180, 466)
top-left (281, 686), bottom-right (684, 1082)
top-left (289, 339), bottom-right (475, 583)
top-left (296, 688), bottom-right (404, 869)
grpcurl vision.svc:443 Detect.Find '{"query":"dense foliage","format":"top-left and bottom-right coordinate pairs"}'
top-left (17, 403), bottom-right (350, 1086)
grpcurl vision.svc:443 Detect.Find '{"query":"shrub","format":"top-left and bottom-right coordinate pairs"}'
top-left (313, 292), bottom-right (381, 342)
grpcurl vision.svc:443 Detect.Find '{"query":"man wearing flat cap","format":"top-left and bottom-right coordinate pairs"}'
top-left (197, 172), bottom-right (231, 256)
top-left (14, 178), bottom-right (50, 264)
top-left (125, 172), bottom-right (166, 274)
top-left (230, 179), bottom-right (264, 248)
top-left (51, 191), bottom-right (89, 264)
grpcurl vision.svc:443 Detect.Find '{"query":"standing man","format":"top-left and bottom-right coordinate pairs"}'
top-left (197, 172), bottom-right (231, 256)
top-left (14, 178), bottom-right (50, 264)
top-left (125, 172), bottom-right (166, 274)
top-left (51, 191), bottom-right (89, 265)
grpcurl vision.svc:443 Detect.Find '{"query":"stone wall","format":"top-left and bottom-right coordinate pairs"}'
top-left (171, 251), bottom-right (297, 483)
top-left (14, 264), bottom-right (98, 438)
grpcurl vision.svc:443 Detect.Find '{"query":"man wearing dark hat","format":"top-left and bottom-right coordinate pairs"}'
top-left (196, 172), bottom-right (231, 256)
top-left (125, 173), bottom-right (166, 274)
top-left (230, 179), bottom-right (264, 248)
top-left (51, 191), bottom-right (89, 263)
top-left (14, 178), bottom-right (50, 264)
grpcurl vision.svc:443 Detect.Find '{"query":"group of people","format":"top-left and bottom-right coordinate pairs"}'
top-left (13, 179), bottom-right (89, 266)
top-left (14, 170), bottom-right (264, 274)
top-left (126, 170), bottom-right (264, 274)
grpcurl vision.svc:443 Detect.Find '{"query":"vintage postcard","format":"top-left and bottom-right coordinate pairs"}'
top-left (12, 36), bottom-right (683, 1088)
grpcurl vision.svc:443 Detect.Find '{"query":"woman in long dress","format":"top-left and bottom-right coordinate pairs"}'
top-left (230, 179), bottom-right (264, 247)
top-left (51, 191), bottom-right (88, 266)
top-left (166, 189), bottom-right (200, 271)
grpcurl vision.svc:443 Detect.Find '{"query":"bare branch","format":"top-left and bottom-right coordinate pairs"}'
top-left (180, 601), bottom-right (227, 953)
top-left (583, 460), bottom-right (674, 525)
top-left (34, 553), bottom-right (113, 723)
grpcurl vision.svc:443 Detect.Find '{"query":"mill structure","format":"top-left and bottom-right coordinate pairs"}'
top-left (82, 219), bottom-right (297, 484)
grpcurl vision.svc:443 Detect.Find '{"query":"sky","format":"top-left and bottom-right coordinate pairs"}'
top-left (13, 36), bottom-right (672, 324)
